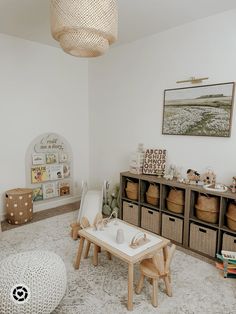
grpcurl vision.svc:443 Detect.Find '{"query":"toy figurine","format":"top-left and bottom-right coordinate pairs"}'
top-left (186, 169), bottom-right (201, 184)
top-left (201, 169), bottom-right (216, 185)
top-left (231, 177), bottom-right (236, 193)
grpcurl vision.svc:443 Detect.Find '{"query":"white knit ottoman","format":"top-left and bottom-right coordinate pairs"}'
top-left (0, 250), bottom-right (67, 314)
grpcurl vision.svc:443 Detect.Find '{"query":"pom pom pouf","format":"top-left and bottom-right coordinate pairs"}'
top-left (0, 250), bottom-right (67, 314)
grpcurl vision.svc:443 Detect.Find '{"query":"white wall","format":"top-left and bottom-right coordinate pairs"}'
top-left (89, 9), bottom-right (236, 187)
top-left (0, 34), bottom-right (89, 220)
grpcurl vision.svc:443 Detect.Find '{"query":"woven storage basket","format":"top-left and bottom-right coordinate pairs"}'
top-left (227, 203), bottom-right (236, 219)
top-left (222, 233), bottom-right (236, 251)
top-left (146, 183), bottom-right (159, 206)
top-left (5, 188), bottom-right (33, 225)
top-left (161, 213), bottom-right (183, 243)
top-left (141, 207), bottom-right (160, 234)
top-left (166, 188), bottom-right (184, 214)
top-left (195, 194), bottom-right (219, 223)
top-left (196, 208), bottom-right (219, 224)
top-left (123, 201), bottom-right (139, 226)
top-left (226, 214), bottom-right (236, 231)
top-left (189, 223), bottom-right (217, 257)
top-left (125, 181), bottom-right (138, 201)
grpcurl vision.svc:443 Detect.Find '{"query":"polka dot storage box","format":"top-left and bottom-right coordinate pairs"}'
top-left (5, 188), bottom-right (33, 225)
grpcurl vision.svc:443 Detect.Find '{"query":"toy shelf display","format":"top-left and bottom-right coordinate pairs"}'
top-left (120, 171), bottom-right (236, 259)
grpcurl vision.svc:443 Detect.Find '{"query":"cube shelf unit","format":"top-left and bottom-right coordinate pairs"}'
top-left (120, 171), bottom-right (236, 259)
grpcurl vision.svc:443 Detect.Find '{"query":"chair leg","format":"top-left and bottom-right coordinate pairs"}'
top-left (164, 276), bottom-right (172, 297)
top-left (106, 251), bottom-right (112, 260)
top-left (84, 241), bottom-right (91, 259)
top-left (136, 274), bottom-right (145, 294)
top-left (152, 278), bottom-right (158, 307)
top-left (148, 278), bottom-right (153, 285)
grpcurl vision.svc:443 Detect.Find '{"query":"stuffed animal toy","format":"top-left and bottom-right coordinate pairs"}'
top-left (201, 170), bottom-right (216, 185)
top-left (187, 169), bottom-right (201, 182)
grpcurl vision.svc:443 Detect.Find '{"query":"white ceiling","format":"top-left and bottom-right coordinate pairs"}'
top-left (0, 0), bottom-right (236, 48)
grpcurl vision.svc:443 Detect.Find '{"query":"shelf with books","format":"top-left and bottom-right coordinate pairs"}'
top-left (27, 133), bottom-right (73, 203)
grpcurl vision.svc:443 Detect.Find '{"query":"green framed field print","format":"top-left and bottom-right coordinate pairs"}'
top-left (162, 82), bottom-right (235, 137)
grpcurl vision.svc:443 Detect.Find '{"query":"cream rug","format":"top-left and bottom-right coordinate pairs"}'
top-left (0, 211), bottom-right (235, 314)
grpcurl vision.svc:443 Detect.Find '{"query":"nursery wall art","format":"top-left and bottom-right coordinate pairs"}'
top-left (162, 82), bottom-right (235, 137)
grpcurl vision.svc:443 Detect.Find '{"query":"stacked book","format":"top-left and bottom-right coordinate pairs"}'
top-left (216, 250), bottom-right (236, 278)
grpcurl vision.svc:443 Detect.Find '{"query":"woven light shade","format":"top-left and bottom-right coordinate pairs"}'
top-left (50, 0), bottom-right (118, 57)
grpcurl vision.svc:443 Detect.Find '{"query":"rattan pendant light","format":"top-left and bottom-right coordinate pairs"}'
top-left (50, 0), bottom-right (118, 57)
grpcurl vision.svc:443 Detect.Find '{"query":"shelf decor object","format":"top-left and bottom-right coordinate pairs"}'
top-left (162, 82), bottom-right (235, 137)
top-left (143, 149), bottom-right (167, 176)
top-left (50, 0), bottom-right (118, 57)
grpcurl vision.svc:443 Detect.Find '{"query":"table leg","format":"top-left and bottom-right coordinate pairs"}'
top-left (84, 240), bottom-right (91, 259)
top-left (74, 236), bottom-right (85, 269)
top-left (128, 263), bottom-right (134, 311)
top-left (93, 244), bottom-right (99, 266)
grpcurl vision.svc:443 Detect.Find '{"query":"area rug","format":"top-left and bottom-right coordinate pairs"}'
top-left (0, 211), bottom-right (235, 314)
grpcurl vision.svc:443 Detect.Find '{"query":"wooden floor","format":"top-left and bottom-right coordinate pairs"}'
top-left (1, 201), bottom-right (80, 232)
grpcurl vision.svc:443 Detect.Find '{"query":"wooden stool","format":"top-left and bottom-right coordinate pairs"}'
top-left (136, 244), bottom-right (176, 307)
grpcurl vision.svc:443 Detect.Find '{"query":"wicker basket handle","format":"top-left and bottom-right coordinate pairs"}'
top-left (198, 192), bottom-right (210, 198)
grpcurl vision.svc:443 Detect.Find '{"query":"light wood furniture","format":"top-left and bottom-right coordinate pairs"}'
top-left (136, 244), bottom-right (176, 307)
top-left (121, 171), bottom-right (236, 259)
top-left (74, 219), bottom-right (170, 311)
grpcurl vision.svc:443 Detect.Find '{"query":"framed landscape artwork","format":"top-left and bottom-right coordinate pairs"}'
top-left (162, 82), bottom-right (235, 137)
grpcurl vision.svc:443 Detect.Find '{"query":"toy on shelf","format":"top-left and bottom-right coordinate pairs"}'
top-left (129, 143), bottom-right (145, 175)
top-left (164, 164), bottom-right (184, 182)
top-left (186, 169), bottom-right (201, 184)
top-left (143, 148), bottom-right (167, 177)
top-left (203, 183), bottom-right (228, 193)
top-left (201, 169), bottom-right (216, 185)
top-left (230, 177), bottom-right (236, 193)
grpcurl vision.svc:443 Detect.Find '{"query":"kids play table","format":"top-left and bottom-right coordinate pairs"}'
top-left (74, 219), bottom-right (170, 311)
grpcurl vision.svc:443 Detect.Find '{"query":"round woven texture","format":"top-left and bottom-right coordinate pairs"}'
top-left (166, 200), bottom-right (184, 214)
top-left (0, 250), bottom-right (67, 314)
top-left (196, 208), bottom-right (219, 224)
top-left (227, 203), bottom-right (236, 219)
top-left (166, 189), bottom-right (184, 206)
top-left (51, 0), bottom-right (118, 57)
top-left (226, 214), bottom-right (236, 231)
top-left (195, 194), bottom-right (219, 212)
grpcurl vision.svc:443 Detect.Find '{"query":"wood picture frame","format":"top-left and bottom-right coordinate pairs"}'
top-left (162, 82), bottom-right (235, 137)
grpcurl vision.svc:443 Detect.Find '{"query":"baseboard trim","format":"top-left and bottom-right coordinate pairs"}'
top-left (0, 195), bottom-right (81, 222)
